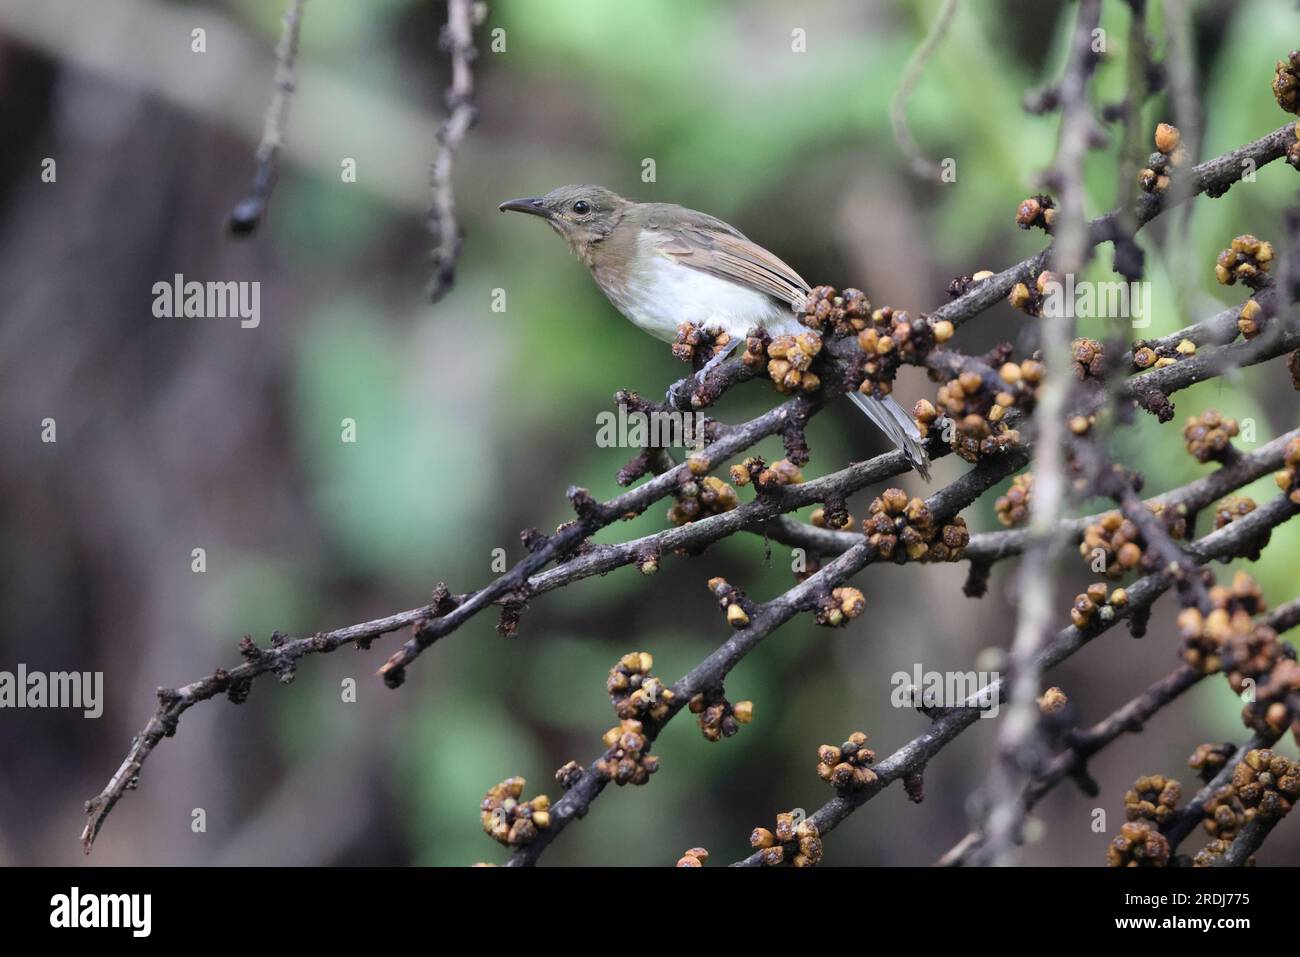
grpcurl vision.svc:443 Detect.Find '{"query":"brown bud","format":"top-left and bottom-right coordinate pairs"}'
top-left (1154, 122), bottom-right (1180, 154)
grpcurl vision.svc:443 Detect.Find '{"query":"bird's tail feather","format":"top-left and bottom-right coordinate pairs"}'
top-left (847, 392), bottom-right (932, 482)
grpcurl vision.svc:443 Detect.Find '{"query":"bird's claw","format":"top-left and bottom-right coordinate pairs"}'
top-left (666, 370), bottom-right (705, 408)
top-left (666, 343), bottom-right (737, 408)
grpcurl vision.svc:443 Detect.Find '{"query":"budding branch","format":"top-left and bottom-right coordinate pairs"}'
top-left (82, 8), bottom-right (1300, 867)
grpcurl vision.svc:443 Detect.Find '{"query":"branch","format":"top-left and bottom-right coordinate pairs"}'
top-left (976, 0), bottom-right (1100, 866)
top-left (732, 494), bottom-right (1299, 865)
top-left (506, 452), bottom-right (1029, 866)
top-left (1088, 442), bottom-right (1212, 612)
top-left (83, 112), bottom-right (1300, 858)
top-left (940, 613), bottom-right (1281, 868)
top-left (889, 0), bottom-right (961, 180)
top-left (426, 0), bottom-right (485, 302)
top-left (929, 122), bottom-right (1298, 334)
top-left (760, 416), bottom-right (1300, 581)
top-left (1163, 735), bottom-right (1271, 850)
top-left (1027, 666), bottom-right (1202, 801)
top-left (228, 0), bottom-right (308, 234)
top-left (81, 384), bottom-right (819, 852)
top-left (1212, 813), bottom-right (1283, 867)
top-left (375, 396), bottom-right (825, 680)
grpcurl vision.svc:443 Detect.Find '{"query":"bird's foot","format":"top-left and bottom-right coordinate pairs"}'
top-left (666, 342), bottom-right (737, 408)
top-left (665, 379), bottom-right (691, 408)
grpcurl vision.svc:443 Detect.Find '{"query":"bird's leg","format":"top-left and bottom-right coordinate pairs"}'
top-left (698, 340), bottom-right (738, 378)
top-left (667, 338), bottom-right (739, 407)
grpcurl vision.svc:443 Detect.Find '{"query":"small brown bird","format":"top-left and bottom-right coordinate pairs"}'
top-left (499, 185), bottom-right (930, 479)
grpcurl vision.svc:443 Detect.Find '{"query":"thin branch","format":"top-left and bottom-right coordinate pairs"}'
top-left (889, 0), bottom-right (961, 180)
top-left (938, 593), bottom-right (1296, 866)
top-left (426, 0), bottom-right (485, 302)
top-left (229, 0), bottom-right (308, 235)
top-left (1088, 442), bottom-right (1212, 612)
top-left (1164, 735), bottom-right (1271, 850)
top-left (507, 451), bottom-right (1029, 866)
top-left (939, 665), bottom-right (1202, 866)
top-left (375, 397), bottom-right (825, 680)
top-left (1213, 815), bottom-right (1283, 866)
top-left (981, 0), bottom-right (1110, 866)
top-left (759, 427), bottom-right (1300, 565)
top-left (930, 122), bottom-right (1299, 334)
top-left (81, 383), bottom-right (819, 852)
top-left (732, 495), bottom-right (1299, 865)
top-left (1121, 318), bottom-right (1300, 412)
top-left (1037, 599), bottom-right (1300, 810)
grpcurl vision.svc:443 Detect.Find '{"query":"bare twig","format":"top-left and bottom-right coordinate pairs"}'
top-left (426, 0), bottom-right (485, 301)
top-left (889, 0), bottom-right (961, 181)
top-left (976, 0), bottom-right (1100, 866)
top-left (229, 0), bottom-right (307, 234)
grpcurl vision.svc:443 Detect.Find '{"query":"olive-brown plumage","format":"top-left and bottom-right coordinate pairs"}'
top-left (500, 185), bottom-right (930, 478)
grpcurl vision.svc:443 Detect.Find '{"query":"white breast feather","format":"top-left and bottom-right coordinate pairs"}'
top-left (603, 231), bottom-right (801, 343)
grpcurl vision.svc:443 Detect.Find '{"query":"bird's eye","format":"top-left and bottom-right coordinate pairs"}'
top-left (572, 200), bottom-right (590, 214)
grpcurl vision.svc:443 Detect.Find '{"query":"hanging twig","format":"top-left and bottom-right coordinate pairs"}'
top-left (974, 0), bottom-right (1103, 867)
top-left (229, 0), bottom-right (308, 235)
top-left (426, 0), bottom-right (487, 302)
top-left (889, 0), bottom-right (961, 181)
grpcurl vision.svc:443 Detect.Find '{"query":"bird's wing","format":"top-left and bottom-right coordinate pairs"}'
top-left (643, 207), bottom-right (929, 480)
top-left (651, 213), bottom-right (811, 309)
top-left (848, 392), bottom-right (932, 482)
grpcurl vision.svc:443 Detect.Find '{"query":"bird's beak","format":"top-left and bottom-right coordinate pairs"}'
top-left (497, 197), bottom-right (549, 218)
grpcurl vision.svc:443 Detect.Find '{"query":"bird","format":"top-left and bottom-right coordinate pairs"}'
top-left (498, 185), bottom-right (930, 479)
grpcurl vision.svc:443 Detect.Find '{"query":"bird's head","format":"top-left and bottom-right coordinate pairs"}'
top-left (498, 185), bottom-right (629, 252)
